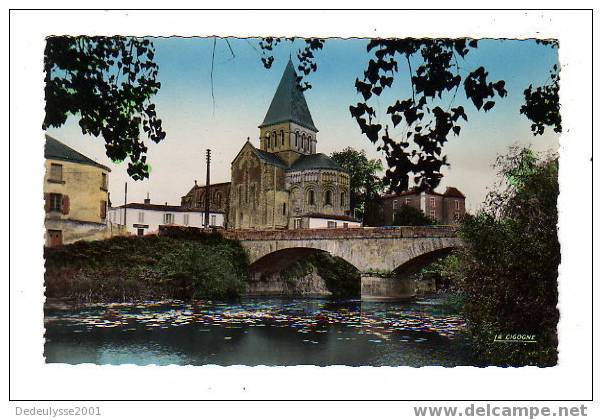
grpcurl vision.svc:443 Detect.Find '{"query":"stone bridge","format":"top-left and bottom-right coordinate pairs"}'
top-left (223, 226), bottom-right (462, 301)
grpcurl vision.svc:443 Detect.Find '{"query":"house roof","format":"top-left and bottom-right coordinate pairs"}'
top-left (287, 153), bottom-right (345, 172)
top-left (112, 202), bottom-right (224, 214)
top-left (259, 59), bottom-right (318, 132)
top-left (381, 186), bottom-right (466, 200)
top-left (44, 134), bottom-right (111, 171)
top-left (443, 186), bottom-right (466, 198)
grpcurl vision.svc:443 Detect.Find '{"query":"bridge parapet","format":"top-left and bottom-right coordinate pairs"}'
top-left (223, 226), bottom-right (459, 241)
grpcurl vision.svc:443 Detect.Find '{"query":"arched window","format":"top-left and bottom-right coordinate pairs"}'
top-left (340, 191), bottom-right (346, 207)
top-left (214, 191), bottom-right (222, 207)
top-left (272, 131), bottom-right (277, 148)
top-left (301, 133), bottom-right (306, 150)
top-left (294, 131), bottom-right (299, 148)
top-left (307, 136), bottom-right (312, 152)
top-left (324, 190), bottom-right (332, 206)
top-left (264, 134), bottom-right (270, 149)
top-left (282, 202), bottom-right (286, 215)
top-left (281, 130), bottom-right (285, 146)
top-left (307, 189), bottom-right (315, 206)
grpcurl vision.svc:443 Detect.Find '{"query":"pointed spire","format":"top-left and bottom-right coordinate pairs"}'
top-left (259, 59), bottom-right (318, 132)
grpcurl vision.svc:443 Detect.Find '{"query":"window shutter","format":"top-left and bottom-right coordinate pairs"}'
top-left (44, 193), bottom-right (50, 213)
top-left (61, 195), bottom-right (70, 215)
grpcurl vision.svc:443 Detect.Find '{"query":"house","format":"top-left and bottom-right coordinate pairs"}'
top-left (379, 186), bottom-right (466, 226)
top-left (108, 195), bottom-right (225, 236)
top-left (44, 134), bottom-right (111, 246)
top-left (227, 59), bottom-right (360, 229)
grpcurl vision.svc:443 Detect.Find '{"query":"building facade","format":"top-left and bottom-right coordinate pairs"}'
top-left (379, 186), bottom-right (466, 226)
top-left (228, 60), bottom-right (359, 230)
top-left (180, 181), bottom-right (230, 215)
top-left (109, 197), bottom-right (225, 236)
top-left (44, 135), bottom-right (111, 246)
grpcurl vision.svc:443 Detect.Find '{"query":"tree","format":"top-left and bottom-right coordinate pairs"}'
top-left (43, 36), bottom-right (165, 180)
top-left (520, 40), bottom-right (561, 136)
top-left (330, 147), bottom-right (384, 219)
top-left (260, 38), bottom-right (507, 193)
top-left (259, 38), bottom-right (561, 193)
top-left (392, 204), bottom-right (435, 226)
top-left (458, 146), bottom-right (559, 366)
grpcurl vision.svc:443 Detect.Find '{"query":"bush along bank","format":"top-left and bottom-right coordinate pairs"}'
top-left (457, 148), bottom-right (559, 367)
top-left (44, 231), bottom-right (249, 302)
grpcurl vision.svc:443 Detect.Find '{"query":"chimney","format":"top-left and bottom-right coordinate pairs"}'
top-left (144, 192), bottom-right (150, 205)
top-left (194, 180), bottom-right (198, 187)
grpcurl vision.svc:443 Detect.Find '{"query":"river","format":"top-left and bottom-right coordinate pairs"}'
top-left (44, 295), bottom-right (474, 366)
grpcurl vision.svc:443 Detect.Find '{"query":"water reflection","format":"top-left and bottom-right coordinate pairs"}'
top-left (44, 297), bottom-right (473, 366)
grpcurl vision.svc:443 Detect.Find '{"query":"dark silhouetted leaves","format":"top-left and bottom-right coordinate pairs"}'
top-left (349, 38), bottom-right (506, 192)
top-left (43, 36), bottom-right (165, 180)
top-left (520, 65), bottom-right (561, 135)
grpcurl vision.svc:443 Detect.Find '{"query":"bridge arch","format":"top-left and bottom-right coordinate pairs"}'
top-left (392, 245), bottom-right (459, 277)
top-left (249, 246), bottom-right (360, 274)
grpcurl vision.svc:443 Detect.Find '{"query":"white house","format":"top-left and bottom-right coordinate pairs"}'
top-left (292, 212), bottom-right (362, 229)
top-left (108, 198), bottom-right (225, 236)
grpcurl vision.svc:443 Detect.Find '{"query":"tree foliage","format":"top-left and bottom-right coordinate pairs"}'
top-left (260, 38), bottom-right (507, 193)
top-left (392, 204), bottom-right (435, 226)
top-left (330, 147), bottom-right (384, 218)
top-left (259, 37), bottom-right (324, 91)
top-left (520, 65), bottom-right (561, 135)
top-left (519, 39), bottom-right (561, 136)
top-left (43, 36), bottom-right (165, 180)
top-left (458, 146), bottom-right (559, 366)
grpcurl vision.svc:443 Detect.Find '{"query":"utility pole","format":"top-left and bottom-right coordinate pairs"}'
top-left (124, 182), bottom-right (128, 227)
top-left (204, 149), bottom-right (211, 228)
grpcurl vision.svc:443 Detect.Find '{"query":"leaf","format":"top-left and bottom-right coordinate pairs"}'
top-left (483, 101), bottom-right (495, 112)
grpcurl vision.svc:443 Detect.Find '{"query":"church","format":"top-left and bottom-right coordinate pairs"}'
top-left (227, 59), bottom-right (358, 230)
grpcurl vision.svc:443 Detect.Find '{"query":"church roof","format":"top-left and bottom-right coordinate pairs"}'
top-left (231, 140), bottom-right (288, 169)
top-left (259, 59), bottom-right (318, 132)
top-left (288, 153), bottom-right (345, 172)
top-left (255, 148), bottom-right (288, 168)
top-left (45, 134), bottom-right (110, 171)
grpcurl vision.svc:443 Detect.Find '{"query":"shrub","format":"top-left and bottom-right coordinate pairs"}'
top-left (392, 204), bottom-right (435, 226)
top-left (458, 147), bottom-right (559, 367)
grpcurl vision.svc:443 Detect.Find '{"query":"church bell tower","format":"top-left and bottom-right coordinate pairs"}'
top-left (258, 59), bottom-right (319, 166)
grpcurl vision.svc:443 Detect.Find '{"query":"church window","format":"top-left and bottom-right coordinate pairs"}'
top-left (238, 185), bottom-right (243, 206)
top-left (281, 130), bottom-right (285, 146)
top-left (307, 189), bottom-right (315, 206)
top-left (282, 202), bottom-right (286, 215)
top-left (272, 131), bottom-right (277, 148)
top-left (324, 190), bottom-right (332, 206)
top-left (214, 191), bottom-right (222, 207)
top-left (340, 191), bottom-right (346, 207)
top-left (302, 133), bottom-right (306, 150)
top-left (307, 136), bottom-right (312, 152)
top-left (294, 131), bottom-right (299, 148)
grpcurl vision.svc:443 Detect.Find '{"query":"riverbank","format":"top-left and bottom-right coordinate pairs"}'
top-left (44, 232), bottom-right (249, 302)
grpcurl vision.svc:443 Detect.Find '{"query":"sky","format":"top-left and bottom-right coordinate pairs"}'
top-left (47, 37), bottom-right (560, 212)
